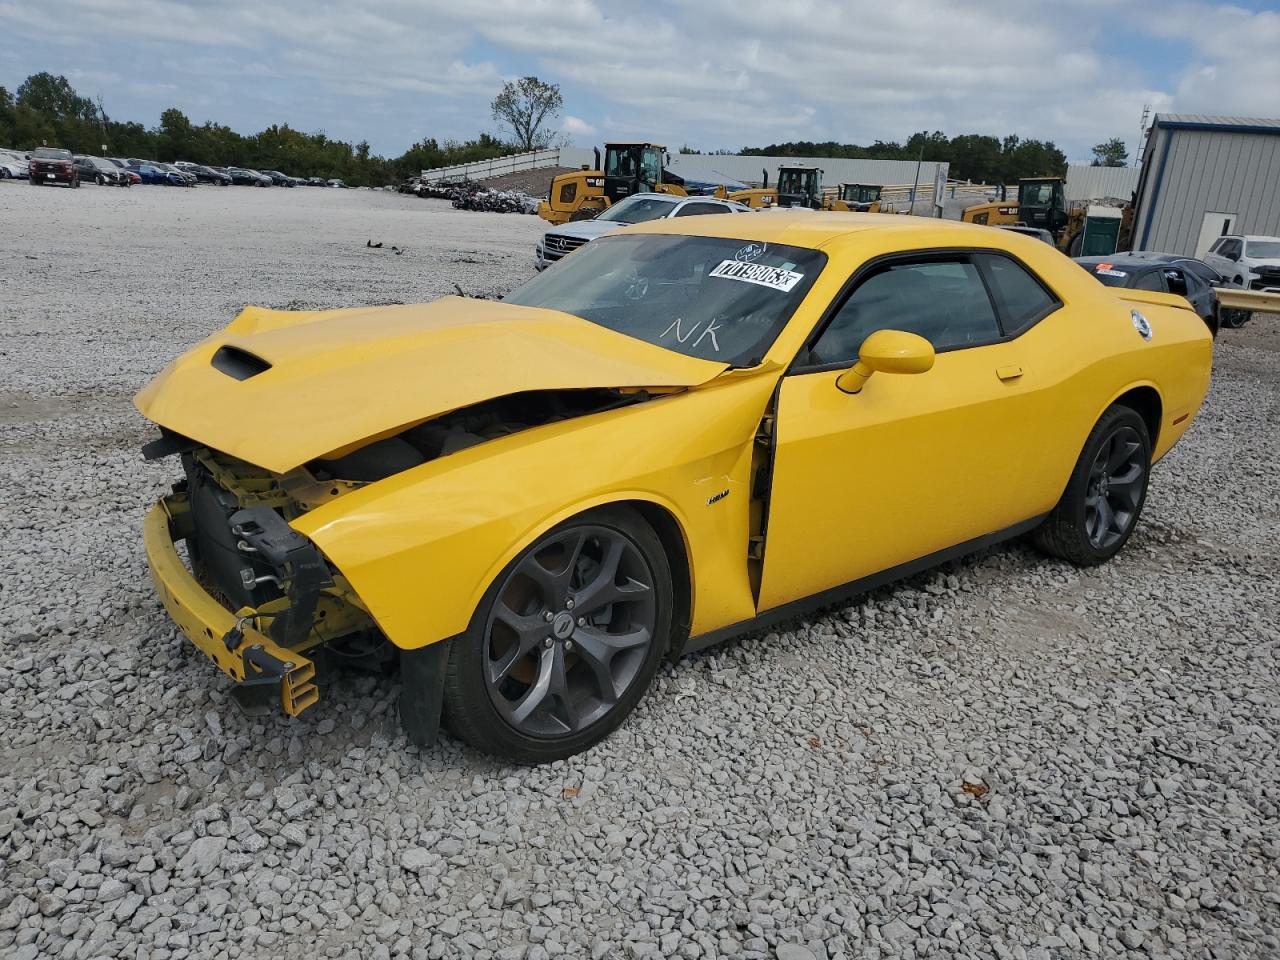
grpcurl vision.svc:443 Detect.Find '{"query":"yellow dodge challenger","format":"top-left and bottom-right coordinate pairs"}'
top-left (137, 214), bottom-right (1212, 761)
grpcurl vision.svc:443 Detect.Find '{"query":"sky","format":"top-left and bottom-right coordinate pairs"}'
top-left (2, 0), bottom-right (1278, 164)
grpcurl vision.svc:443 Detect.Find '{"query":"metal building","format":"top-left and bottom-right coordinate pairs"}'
top-left (1131, 114), bottom-right (1280, 257)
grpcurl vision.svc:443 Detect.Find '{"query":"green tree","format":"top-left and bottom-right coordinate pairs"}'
top-left (16, 71), bottom-right (97, 122)
top-left (157, 107), bottom-right (194, 160)
top-left (490, 76), bottom-right (563, 151)
top-left (1090, 137), bottom-right (1128, 167)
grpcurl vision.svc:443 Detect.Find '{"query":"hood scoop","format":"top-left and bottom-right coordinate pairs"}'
top-left (211, 345), bottom-right (271, 381)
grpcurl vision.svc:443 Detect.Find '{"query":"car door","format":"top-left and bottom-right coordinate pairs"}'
top-left (758, 250), bottom-right (1064, 610)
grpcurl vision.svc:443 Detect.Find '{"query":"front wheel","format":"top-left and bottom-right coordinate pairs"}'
top-left (415, 506), bottom-right (673, 762)
top-left (1033, 405), bottom-right (1151, 566)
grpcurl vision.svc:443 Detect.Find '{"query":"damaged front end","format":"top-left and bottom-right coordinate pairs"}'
top-left (141, 387), bottom-right (660, 720)
top-left (145, 444), bottom-right (382, 719)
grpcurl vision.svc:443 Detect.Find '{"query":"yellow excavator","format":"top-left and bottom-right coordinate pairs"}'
top-left (961, 176), bottom-right (1131, 254)
top-left (537, 143), bottom-right (688, 224)
top-left (824, 183), bottom-right (884, 212)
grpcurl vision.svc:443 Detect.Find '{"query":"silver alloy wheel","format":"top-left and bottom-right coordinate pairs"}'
top-left (1085, 425), bottom-right (1145, 549)
top-left (482, 525), bottom-right (657, 738)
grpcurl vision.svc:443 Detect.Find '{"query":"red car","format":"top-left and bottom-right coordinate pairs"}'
top-left (28, 147), bottom-right (79, 187)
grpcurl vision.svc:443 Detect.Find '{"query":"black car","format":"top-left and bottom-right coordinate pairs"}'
top-left (1075, 253), bottom-right (1223, 336)
top-left (175, 161), bottom-right (231, 185)
top-left (261, 170), bottom-right (294, 187)
top-left (73, 155), bottom-right (128, 186)
top-left (227, 167), bottom-right (267, 186)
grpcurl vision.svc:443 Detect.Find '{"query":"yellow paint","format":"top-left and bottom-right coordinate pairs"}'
top-left (139, 212), bottom-right (1213, 656)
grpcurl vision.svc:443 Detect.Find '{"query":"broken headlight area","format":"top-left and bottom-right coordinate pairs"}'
top-left (157, 448), bottom-right (387, 715)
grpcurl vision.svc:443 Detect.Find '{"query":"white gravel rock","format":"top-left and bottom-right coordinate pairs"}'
top-left (1, 183), bottom-right (1278, 959)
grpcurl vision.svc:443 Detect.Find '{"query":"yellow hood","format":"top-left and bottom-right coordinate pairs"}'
top-left (135, 297), bottom-right (728, 473)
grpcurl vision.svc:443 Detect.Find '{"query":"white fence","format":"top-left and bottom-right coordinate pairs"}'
top-left (421, 148), bottom-right (593, 183)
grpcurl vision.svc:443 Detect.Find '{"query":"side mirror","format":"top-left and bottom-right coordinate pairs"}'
top-left (836, 330), bottom-right (935, 394)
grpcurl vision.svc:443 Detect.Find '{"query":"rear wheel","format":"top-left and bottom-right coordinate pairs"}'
top-left (1221, 308), bottom-right (1250, 329)
top-left (1033, 406), bottom-right (1151, 566)
top-left (422, 506), bottom-right (672, 762)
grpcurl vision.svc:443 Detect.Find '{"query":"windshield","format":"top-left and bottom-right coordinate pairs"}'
top-left (34, 147), bottom-right (72, 160)
top-left (597, 196), bottom-right (678, 224)
top-left (777, 169), bottom-right (816, 197)
top-left (604, 147), bottom-right (638, 178)
top-left (842, 184), bottom-right (880, 203)
top-left (1246, 240), bottom-right (1280, 259)
top-left (504, 234), bottom-right (826, 366)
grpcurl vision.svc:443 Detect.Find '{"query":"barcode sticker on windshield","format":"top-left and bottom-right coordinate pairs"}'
top-left (708, 259), bottom-right (804, 292)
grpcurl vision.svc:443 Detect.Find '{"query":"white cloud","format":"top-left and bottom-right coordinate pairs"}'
top-left (2, 0), bottom-right (1277, 159)
top-left (562, 115), bottom-right (596, 138)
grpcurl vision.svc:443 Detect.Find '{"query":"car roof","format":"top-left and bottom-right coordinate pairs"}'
top-left (1240, 234), bottom-right (1280, 243)
top-left (624, 210), bottom-right (1041, 251)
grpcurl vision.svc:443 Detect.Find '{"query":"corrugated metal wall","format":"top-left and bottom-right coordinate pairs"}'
top-left (552, 149), bottom-right (948, 187)
top-left (1133, 126), bottom-right (1280, 255)
top-left (665, 154), bottom-right (948, 188)
top-left (1064, 164), bottom-right (1139, 204)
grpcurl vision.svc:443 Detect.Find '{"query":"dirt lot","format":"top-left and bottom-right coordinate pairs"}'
top-left (1, 182), bottom-right (1277, 960)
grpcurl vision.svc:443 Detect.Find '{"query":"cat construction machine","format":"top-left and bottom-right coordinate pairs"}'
top-left (962, 176), bottom-right (1133, 255)
top-left (537, 142), bottom-right (687, 224)
top-left (824, 182), bottom-right (884, 212)
top-left (718, 164), bottom-right (825, 209)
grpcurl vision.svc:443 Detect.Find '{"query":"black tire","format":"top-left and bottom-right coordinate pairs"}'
top-left (1068, 232), bottom-right (1083, 257)
top-left (29, 176), bottom-right (39, 185)
top-left (0, 169), bottom-right (8, 179)
top-left (1033, 405), bottom-right (1151, 566)
top-left (71, 178), bottom-right (80, 189)
top-left (1221, 308), bottom-right (1250, 329)
top-left (415, 505), bottom-right (673, 762)
top-left (96, 174), bottom-right (105, 185)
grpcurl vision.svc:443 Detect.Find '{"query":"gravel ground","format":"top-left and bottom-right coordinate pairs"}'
top-left (1, 182), bottom-right (1278, 960)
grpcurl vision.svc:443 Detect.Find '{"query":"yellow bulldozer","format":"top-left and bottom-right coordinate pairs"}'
top-left (962, 176), bottom-right (1132, 255)
top-left (537, 142), bottom-right (689, 224)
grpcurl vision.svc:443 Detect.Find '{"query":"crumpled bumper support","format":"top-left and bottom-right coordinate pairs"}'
top-left (143, 495), bottom-right (320, 717)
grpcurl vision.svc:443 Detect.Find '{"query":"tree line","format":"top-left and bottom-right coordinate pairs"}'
top-left (0, 72), bottom-right (514, 187)
top-left (739, 131), bottom-right (1075, 184)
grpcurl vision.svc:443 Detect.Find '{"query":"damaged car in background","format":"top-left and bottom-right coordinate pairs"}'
top-left (137, 213), bottom-right (1212, 762)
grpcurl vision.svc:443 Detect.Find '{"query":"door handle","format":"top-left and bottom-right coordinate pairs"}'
top-left (996, 365), bottom-right (1024, 381)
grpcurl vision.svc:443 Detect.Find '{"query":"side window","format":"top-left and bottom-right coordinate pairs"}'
top-left (810, 258), bottom-right (1000, 365)
top-left (976, 254), bottom-right (1059, 336)
top-left (674, 202), bottom-right (731, 217)
top-left (1134, 271), bottom-right (1166, 292)
top-left (1222, 240), bottom-right (1241, 261)
top-left (1164, 269), bottom-right (1191, 296)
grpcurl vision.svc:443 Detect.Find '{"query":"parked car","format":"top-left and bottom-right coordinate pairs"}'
top-left (175, 162), bottom-right (231, 185)
top-left (227, 167), bottom-right (270, 186)
top-left (1075, 253), bottom-right (1222, 336)
top-left (1203, 234), bottom-right (1280, 293)
top-left (327, 178), bottom-right (348, 188)
top-left (535, 192), bottom-right (751, 270)
top-left (28, 146), bottom-right (78, 187)
top-left (134, 215), bottom-right (1213, 761)
top-left (306, 177), bottom-right (327, 187)
top-left (0, 148), bottom-right (30, 179)
top-left (74, 155), bottom-right (129, 186)
top-left (127, 161), bottom-right (186, 186)
top-left (154, 162), bottom-right (196, 186)
top-left (260, 170), bottom-right (294, 187)
top-left (106, 158), bottom-right (142, 186)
